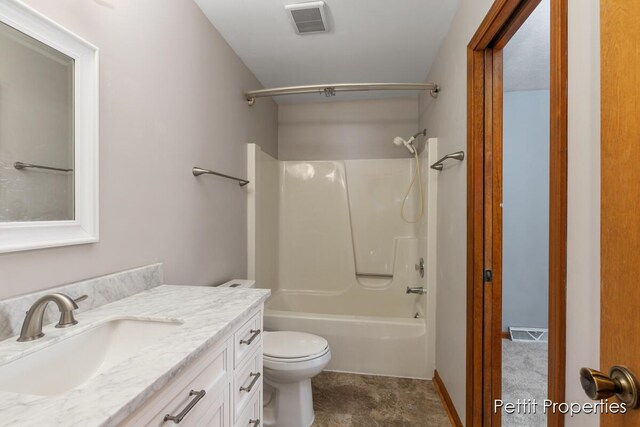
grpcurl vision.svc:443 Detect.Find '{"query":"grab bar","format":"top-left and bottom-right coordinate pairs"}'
top-left (192, 167), bottom-right (249, 187)
top-left (356, 273), bottom-right (393, 278)
top-left (430, 151), bottom-right (465, 171)
top-left (14, 162), bottom-right (73, 173)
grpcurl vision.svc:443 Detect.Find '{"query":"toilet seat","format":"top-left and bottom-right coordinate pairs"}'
top-left (264, 346), bottom-right (330, 363)
top-left (263, 331), bottom-right (329, 361)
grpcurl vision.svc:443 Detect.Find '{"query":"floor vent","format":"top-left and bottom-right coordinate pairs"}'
top-left (508, 327), bottom-right (548, 342)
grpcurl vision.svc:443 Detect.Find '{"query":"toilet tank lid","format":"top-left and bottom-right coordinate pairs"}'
top-left (263, 331), bottom-right (329, 359)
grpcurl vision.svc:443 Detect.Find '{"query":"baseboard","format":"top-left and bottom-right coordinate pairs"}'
top-left (502, 331), bottom-right (511, 340)
top-left (433, 370), bottom-right (463, 427)
top-left (324, 368), bottom-right (430, 381)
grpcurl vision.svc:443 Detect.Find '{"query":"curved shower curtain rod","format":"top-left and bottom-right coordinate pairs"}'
top-left (244, 82), bottom-right (440, 105)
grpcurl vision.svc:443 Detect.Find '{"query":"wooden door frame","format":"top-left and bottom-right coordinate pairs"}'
top-left (466, 0), bottom-right (568, 426)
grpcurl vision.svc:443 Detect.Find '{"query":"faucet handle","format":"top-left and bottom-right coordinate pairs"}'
top-left (74, 294), bottom-right (88, 303)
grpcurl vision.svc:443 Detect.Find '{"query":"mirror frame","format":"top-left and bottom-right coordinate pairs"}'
top-left (0, 0), bottom-right (99, 253)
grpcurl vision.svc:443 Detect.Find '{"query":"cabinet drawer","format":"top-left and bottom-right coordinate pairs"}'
top-left (233, 349), bottom-right (262, 424)
top-left (234, 310), bottom-right (262, 368)
top-left (234, 389), bottom-right (261, 427)
top-left (120, 342), bottom-right (229, 427)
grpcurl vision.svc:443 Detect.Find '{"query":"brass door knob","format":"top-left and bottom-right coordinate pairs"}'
top-left (580, 366), bottom-right (640, 408)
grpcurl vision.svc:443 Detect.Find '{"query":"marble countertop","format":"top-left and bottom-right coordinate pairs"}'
top-left (0, 285), bottom-right (270, 426)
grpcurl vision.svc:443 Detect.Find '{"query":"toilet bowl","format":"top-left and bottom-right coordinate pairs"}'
top-left (262, 331), bottom-right (331, 427)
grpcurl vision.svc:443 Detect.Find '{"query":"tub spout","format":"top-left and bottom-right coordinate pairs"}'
top-left (406, 287), bottom-right (426, 295)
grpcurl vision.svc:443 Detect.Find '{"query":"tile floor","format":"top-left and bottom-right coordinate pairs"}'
top-left (310, 371), bottom-right (451, 427)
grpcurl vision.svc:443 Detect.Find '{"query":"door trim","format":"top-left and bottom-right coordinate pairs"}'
top-left (466, 0), bottom-right (568, 426)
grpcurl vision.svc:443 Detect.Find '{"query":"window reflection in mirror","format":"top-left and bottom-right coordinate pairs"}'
top-left (0, 21), bottom-right (74, 222)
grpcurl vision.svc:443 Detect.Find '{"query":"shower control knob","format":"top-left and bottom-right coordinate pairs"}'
top-left (415, 258), bottom-right (425, 278)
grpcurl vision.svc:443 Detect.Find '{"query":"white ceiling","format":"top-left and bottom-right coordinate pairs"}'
top-left (503, 0), bottom-right (550, 92)
top-left (194, 0), bottom-right (460, 103)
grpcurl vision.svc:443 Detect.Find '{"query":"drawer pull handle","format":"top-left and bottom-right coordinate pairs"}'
top-left (240, 329), bottom-right (261, 345)
top-left (163, 389), bottom-right (206, 423)
top-left (249, 419), bottom-right (261, 427)
top-left (240, 372), bottom-right (261, 393)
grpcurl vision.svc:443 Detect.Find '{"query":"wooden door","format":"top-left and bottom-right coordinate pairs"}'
top-left (601, 0), bottom-right (640, 426)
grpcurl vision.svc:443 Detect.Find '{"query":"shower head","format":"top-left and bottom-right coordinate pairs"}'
top-left (393, 136), bottom-right (416, 154)
top-left (392, 128), bottom-right (426, 155)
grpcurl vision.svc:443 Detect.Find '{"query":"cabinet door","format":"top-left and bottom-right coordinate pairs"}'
top-left (120, 341), bottom-right (229, 427)
top-left (194, 387), bottom-right (229, 427)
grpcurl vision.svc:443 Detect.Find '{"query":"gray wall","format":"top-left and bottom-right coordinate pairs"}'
top-left (0, 0), bottom-right (278, 299)
top-left (278, 97), bottom-right (418, 160)
top-left (418, 0), bottom-right (495, 419)
top-left (565, 1), bottom-right (600, 424)
top-left (502, 90), bottom-right (550, 330)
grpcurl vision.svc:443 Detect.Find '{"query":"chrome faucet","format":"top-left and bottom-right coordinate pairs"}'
top-left (17, 293), bottom-right (85, 342)
top-left (406, 286), bottom-right (426, 295)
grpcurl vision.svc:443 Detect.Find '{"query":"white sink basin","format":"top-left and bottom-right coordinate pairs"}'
top-left (0, 318), bottom-right (182, 396)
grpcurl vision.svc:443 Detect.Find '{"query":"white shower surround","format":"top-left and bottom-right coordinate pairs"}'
top-left (247, 141), bottom-right (438, 379)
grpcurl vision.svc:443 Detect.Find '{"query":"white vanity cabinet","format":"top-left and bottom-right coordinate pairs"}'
top-left (120, 306), bottom-right (264, 427)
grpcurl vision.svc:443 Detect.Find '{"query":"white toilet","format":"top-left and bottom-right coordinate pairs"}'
top-left (262, 331), bottom-right (331, 427)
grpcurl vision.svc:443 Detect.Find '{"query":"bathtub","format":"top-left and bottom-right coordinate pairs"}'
top-left (264, 289), bottom-right (430, 379)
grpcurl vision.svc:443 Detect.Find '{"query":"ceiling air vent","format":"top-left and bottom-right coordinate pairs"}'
top-left (285, 1), bottom-right (329, 35)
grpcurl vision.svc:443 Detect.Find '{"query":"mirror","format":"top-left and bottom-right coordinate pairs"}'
top-left (0, 1), bottom-right (98, 253)
top-left (0, 21), bottom-right (75, 222)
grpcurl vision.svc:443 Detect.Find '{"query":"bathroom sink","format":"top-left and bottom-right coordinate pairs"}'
top-left (0, 318), bottom-right (182, 396)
